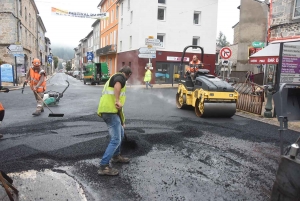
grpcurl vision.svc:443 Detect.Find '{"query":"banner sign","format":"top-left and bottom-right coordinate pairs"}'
top-left (51, 7), bottom-right (109, 19)
top-left (280, 44), bottom-right (300, 84)
top-left (1, 64), bottom-right (14, 83)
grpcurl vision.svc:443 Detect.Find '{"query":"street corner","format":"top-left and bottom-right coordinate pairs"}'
top-left (0, 169), bottom-right (87, 201)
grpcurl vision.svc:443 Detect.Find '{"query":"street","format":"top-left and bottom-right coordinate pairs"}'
top-left (0, 73), bottom-right (299, 201)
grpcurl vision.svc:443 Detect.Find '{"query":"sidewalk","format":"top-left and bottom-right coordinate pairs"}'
top-left (236, 110), bottom-right (300, 132)
top-left (1, 72), bottom-right (56, 90)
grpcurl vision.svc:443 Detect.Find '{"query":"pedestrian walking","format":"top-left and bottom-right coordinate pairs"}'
top-left (97, 66), bottom-right (132, 176)
top-left (25, 58), bottom-right (47, 116)
top-left (144, 66), bottom-right (153, 89)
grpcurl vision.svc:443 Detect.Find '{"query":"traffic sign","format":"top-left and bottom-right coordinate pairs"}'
top-left (138, 54), bottom-right (156, 59)
top-left (145, 38), bottom-right (160, 46)
top-left (7, 44), bottom-right (23, 52)
top-left (220, 47), bottom-right (232, 59)
top-left (87, 52), bottom-right (94, 61)
top-left (48, 55), bottom-right (53, 63)
top-left (252, 41), bottom-right (265, 48)
top-left (139, 47), bottom-right (156, 54)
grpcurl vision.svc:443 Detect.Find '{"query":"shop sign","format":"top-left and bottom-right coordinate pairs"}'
top-left (167, 56), bottom-right (189, 62)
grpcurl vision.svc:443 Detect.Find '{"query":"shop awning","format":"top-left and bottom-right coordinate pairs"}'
top-left (249, 40), bottom-right (300, 64)
top-left (249, 43), bottom-right (280, 64)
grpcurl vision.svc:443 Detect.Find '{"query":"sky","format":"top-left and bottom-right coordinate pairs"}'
top-left (34, 0), bottom-right (241, 48)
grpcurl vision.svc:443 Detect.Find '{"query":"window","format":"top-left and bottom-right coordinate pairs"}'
top-left (25, 30), bottom-right (27, 46)
top-left (293, 0), bottom-right (300, 19)
top-left (130, 11), bottom-right (133, 23)
top-left (157, 34), bottom-right (165, 47)
top-left (19, 0), bottom-right (22, 16)
top-left (129, 36), bottom-right (132, 49)
top-left (114, 30), bottom-right (116, 44)
top-left (120, 41), bottom-right (122, 51)
top-left (194, 12), bottom-right (201, 25)
top-left (158, 7), bottom-right (165, 20)
top-left (122, 62), bottom-right (125, 66)
top-left (129, 62), bottom-right (131, 67)
top-left (29, 13), bottom-right (31, 27)
top-left (121, 3), bottom-right (123, 15)
top-left (116, 6), bottom-right (119, 20)
top-left (192, 37), bottom-right (200, 49)
top-left (158, 0), bottom-right (166, 3)
top-left (121, 18), bottom-right (123, 28)
top-left (25, 7), bottom-right (27, 21)
top-left (128, 0), bottom-right (130, 10)
top-left (111, 10), bottom-right (114, 23)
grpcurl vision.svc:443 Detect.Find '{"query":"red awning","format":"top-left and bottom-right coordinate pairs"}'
top-left (249, 56), bottom-right (279, 64)
top-left (249, 43), bottom-right (280, 64)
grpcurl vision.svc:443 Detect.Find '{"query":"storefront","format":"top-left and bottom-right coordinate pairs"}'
top-left (249, 39), bottom-right (300, 87)
top-left (117, 50), bottom-right (216, 85)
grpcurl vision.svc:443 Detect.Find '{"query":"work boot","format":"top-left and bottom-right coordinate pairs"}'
top-left (98, 165), bottom-right (119, 176)
top-left (41, 108), bottom-right (44, 112)
top-left (111, 155), bottom-right (130, 163)
top-left (32, 110), bottom-right (41, 116)
top-left (0, 134), bottom-right (3, 139)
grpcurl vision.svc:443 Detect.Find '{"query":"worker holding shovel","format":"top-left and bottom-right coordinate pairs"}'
top-left (25, 58), bottom-right (47, 116)
top-left (97, 66), bottom-right (132, 176)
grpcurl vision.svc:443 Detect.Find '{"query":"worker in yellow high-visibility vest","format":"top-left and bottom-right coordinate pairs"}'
top-left (144, 66), bottom-right (153, 89)
top-left (97, 66), bottom-right (132, 176)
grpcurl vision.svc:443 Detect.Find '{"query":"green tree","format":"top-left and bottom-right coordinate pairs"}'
top-left (66, 61), bottom-right (72, 71)
top-left (53, 56), bottom-right (59, 69)
top-left (216, 31), bottom-right (230, 47)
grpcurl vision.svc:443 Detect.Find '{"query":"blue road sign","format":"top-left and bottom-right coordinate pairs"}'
top-left (87, 52), bottom-right (94, 61)
top-left (48, 55), bottom-right (53, 64)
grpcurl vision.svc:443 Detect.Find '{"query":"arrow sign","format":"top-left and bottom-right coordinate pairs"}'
top-left (7, 45), bottom-right (23, 52)
top-left (139, 47), bottom-right (156, 54)
top-left (145, 38), bottom-right (160, 46)
top-left (138, 54), bottom-right (156, 59)
top-left (220, 47), bottom-right (232, 59)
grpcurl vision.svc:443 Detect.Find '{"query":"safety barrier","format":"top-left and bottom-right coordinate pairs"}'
top-left (233, 81), bottom-right (265, 115)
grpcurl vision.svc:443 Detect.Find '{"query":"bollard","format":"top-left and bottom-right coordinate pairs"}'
top-left (264, 85), bottom-right (273, 118)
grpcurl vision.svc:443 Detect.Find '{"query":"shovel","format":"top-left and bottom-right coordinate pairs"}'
top-left (34, 91), bottom-right (64, 117)
top-left (118, 110), bottom-right (137, 149)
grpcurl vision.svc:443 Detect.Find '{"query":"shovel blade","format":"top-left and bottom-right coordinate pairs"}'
top-left (48, 113), bottom-right (64, 117)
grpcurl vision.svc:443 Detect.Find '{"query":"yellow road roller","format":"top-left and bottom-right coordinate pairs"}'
top-left (176, 45), bottom-right (239, 118)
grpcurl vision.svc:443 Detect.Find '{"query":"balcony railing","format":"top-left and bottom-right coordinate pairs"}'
top-left (96, 44), bottom-right (117, 56)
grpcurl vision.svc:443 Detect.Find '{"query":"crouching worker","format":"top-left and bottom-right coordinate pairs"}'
top-left (25, 58), bottom-right (47, 116)
top-left (97, 66), bottom-right (132, 176)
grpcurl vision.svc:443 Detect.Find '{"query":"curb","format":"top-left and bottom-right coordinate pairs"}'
top-left (236, 110), bottom-right (300, 132)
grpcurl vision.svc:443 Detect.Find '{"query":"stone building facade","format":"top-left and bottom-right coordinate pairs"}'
top-left (269, 0), bottom-right (300, 41)
top-left (234, 0), bottom-right (269, 73)
top-left (0, 0), bottom-right (50, 84)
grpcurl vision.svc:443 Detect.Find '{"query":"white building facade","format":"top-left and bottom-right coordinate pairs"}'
top-left (117, 0), bottom-right (218, 84)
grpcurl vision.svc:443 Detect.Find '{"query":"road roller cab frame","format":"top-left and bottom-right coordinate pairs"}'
top-left (176, 45), bottom-right (239, 117)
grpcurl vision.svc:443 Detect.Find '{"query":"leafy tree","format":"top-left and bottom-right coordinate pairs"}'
top-left (53, 56), bottom-right (59, 69)
top-left (66, 61), bottom-right (72, 71)
top-left (216, 31), bottom-right (230, 47)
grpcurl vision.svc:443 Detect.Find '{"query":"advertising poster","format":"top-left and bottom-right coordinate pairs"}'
top-left (51, 7), bottom-right (109, 19)
top-left (0, 64), bottom-right (14, 83)
top-left (280, 44), bottom-right (300, 84)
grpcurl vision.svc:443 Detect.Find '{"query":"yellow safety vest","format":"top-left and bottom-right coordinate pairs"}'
top-left (97, 73), bottom-right (126, 123)
top-left (144, 70), bottom-right (152, 82)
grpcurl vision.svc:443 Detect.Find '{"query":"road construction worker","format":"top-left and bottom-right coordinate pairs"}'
top-left (185, 55), bottom-right (203, 79)
top-left (97, 66), bottom-right (132, 176)
top-left (25, 58), bottom-right (46, 116)
top-left (144, 66), bottom-right (153, 89)
top-left (0, 102), bottom-right (4, 139)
